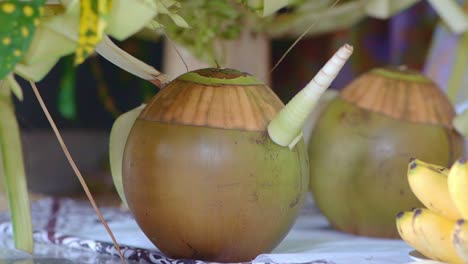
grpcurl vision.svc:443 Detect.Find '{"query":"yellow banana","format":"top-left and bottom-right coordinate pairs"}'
top-left (411, 208), bottom-right (463, 263)
top-left (407, 158), bottom-right (461, 220)
top-left (396, 209), bottom-right (447, 262)
top-left (453, 219), bottom-right (468, 262)
top-left (396, 208), bottom-right (463, 263)
top-left (448, 159), bottom-right (468, 219)
top-left (396, 210), bottom-right (429, 256)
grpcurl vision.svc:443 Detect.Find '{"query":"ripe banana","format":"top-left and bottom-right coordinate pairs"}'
top-left (407, 158), bottom-right (461, 220)
top-left (396, 210), bottom-right (428, 256)
top-left (411, 208), bottom-right (463, 263)
top-left (448, 159), bottom-right (468, 219)
top-left (453, 219), bottom-right (468, 262)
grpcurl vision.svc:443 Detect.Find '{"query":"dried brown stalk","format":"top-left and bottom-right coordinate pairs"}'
top-left (29, 81), bottom-right (127, 264)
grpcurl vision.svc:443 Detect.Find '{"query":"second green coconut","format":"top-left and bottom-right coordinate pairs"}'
top-left (308, 68), bottom-right (465, 238)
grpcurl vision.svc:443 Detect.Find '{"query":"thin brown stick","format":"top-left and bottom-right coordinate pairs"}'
top-left (269, 0), bottom-right (341, 74)
top-left (163, 31), bottom-right (189, 73)
top-left (157, 0), bottom-right (189, 73)
top-left (29, 81), bottom-right (127, 264)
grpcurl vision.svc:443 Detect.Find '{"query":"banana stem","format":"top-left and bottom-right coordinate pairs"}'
top-left (0, 80), bottom-right (33, 253)
top-left (267, 44), bottom-right (353, 148)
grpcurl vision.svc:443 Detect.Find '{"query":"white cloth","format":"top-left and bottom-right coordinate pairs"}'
top-left (69, 196), bottom-right (415, 264)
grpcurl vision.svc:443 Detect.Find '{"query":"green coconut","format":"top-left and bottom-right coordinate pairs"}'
top-left (308, 68), bottom-right (465, 238)
top-left (112, 44), bottom-right (354, 261)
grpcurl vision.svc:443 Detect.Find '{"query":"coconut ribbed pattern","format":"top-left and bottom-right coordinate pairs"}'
top-left (341, 68), bottom-right (456, 129)
top-left (140, 68), bottom-right (284, 131)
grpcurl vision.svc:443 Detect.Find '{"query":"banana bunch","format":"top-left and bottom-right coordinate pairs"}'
top-left (397, 158), bottom-right (468, 263)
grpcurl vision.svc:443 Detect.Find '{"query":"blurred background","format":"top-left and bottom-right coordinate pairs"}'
top-left (10, 0), bottom-right (457, 197)
top-left (14, 1), bottom-right (441, 130)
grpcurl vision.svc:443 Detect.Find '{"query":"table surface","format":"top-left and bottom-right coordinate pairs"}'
top-left (0, 195), bottom-right (425, 264)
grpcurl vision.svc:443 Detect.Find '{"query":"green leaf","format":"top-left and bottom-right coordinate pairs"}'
top-left (0, 0), bottom-right (46, 80)
top-left (109, 104), bottom-right (146, 207)
top-left (166, 12), bottom-right (189, 28)
top-left (106, 0), bottom-right (157, 40)
top-left (76, 0), bottom-right (113, 64)
top-left (161, 0), bottom-right (243, 63)
top-left (155, 0), bottom-right (189, 28)
top-left (426, 0), bottom-right (468, 34)
top-left (239, 0), bottom-right (290, 16)
top-left (58, 55), bottom-right (77, 120)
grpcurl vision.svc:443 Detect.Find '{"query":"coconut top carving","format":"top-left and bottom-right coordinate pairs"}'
top-left (139, 68), bottom-right (284, 131)
top-left (341, 68), bottom-right (456, 128)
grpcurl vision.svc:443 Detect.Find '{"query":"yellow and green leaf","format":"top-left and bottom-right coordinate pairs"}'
top-left (0, 0), bottom-right (46, 80)
top-left (76, 0), bottom-right (113, 65)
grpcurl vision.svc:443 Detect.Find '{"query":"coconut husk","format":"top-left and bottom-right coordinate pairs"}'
top-left (341, 68), bottom-right (456, 129)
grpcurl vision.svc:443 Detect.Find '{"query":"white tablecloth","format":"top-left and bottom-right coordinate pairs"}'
top-left (0, 195), bottom-right (421, 264)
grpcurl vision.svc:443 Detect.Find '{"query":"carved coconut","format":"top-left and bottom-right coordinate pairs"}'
top-left (122, 68), bottom-right (309, 262)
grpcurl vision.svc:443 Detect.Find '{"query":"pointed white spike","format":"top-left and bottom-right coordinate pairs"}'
top-left (268, 44), bottom-right (353, 147)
